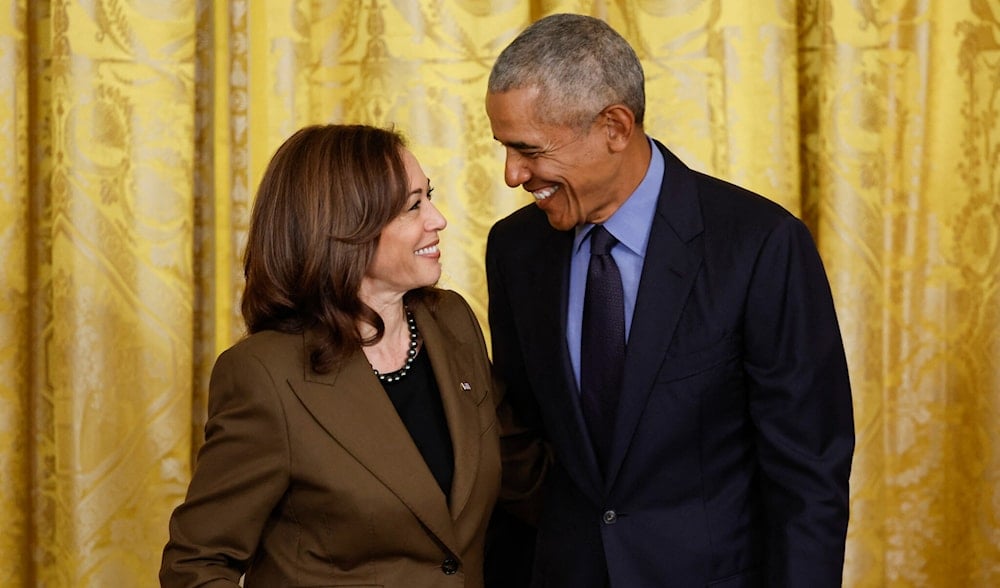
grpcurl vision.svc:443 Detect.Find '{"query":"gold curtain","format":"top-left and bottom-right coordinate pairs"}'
top-left (1, 1), bottom-right (997, 586)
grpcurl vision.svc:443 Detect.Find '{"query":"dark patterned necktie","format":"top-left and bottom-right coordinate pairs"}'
top-left (580, 225), bottom-right (625, 473)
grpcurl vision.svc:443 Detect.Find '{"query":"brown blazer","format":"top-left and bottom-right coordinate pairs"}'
top-left (160, 290), bottom-right (501, 588)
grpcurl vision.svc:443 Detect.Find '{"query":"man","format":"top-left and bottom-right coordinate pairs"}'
top-left (484, 13), bottom-right (854, 588)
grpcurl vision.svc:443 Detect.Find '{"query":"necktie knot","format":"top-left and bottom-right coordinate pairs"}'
top-left (589, 225), bottom-right (618, 256)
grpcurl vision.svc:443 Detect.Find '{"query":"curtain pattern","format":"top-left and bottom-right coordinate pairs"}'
top-left (1, 1), bottom-right (997, 586)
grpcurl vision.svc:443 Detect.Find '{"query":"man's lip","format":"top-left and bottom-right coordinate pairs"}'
top-left (529, 184), bottom-right (560, 201)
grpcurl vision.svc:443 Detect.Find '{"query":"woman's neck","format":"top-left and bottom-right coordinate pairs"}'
top-left (359, 295), bottom-right (413, 375)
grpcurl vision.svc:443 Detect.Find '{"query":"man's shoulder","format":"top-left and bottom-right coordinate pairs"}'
top-left (694, 171), bottom-right (791, 218)
top-left (487, 202), bottom-right (557, 258)
top-left (653, 139), bottom-right (793, 226)
top-left (490, 202), bottom-right (551, 237)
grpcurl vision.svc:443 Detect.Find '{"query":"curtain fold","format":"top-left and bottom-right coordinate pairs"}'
top-left (17, 2), bottom-right (198, 585)
top-left (0, 1), bottom-right (997, 586)
top-left (1, 0), bottom-right (31, 585)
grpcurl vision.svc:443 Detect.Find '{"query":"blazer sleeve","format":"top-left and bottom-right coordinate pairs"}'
top-left (160, 345), bottom-right (291, 588)
top-left (743, 216), bottom-right (855, 587)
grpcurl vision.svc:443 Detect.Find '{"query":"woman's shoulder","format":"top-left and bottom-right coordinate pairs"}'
top-left (419, 287), bottom-right (475, 318)
top-left (215, 329), bottom-right (304, 371)
top-left (415, 288), bottom-right (484, 337)
top-left (429, 286), bottom-right (465, 305)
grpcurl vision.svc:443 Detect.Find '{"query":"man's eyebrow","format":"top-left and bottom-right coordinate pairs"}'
top-left (495, 138), bottom-right (540, 150)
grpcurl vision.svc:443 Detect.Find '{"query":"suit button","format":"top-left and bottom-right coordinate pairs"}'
top-left (441, 556), bottom-right (459, 575)
top-left (602, 509), bottom-right (618, 524)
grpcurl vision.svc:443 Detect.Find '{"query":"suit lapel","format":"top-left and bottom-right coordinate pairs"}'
top-left (290, 335), bottom-right (459, 555)
top-left (606, 144), bottom-right (705, 489)
top-left (410, 300), bottom-right (481, 522)
top-left (523, 228), bottom-right (605, 502)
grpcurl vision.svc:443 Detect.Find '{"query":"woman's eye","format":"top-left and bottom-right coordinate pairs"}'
top-left (406, 188), bottom-right (433, 212)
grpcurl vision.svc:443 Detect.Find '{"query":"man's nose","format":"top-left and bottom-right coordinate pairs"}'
top-left (504, 151), bottom-right (530, 188)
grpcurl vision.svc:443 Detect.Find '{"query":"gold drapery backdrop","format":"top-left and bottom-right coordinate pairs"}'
top-left (1, 1), bottom-right (997, 586)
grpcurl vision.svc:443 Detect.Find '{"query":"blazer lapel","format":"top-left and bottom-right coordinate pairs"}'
top-left (606, 144), bottom-right (705, 489)
top-left (291, 337), bottom-right (459, 555)
top-left (409, 300), bottom-right (481, 521)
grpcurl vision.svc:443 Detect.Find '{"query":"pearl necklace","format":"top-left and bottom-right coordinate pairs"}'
top-left (373, 308), bottom-right (419, 383)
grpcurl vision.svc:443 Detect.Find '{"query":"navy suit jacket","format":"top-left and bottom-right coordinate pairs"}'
top-left (485, 141), bottom-right (854, 588)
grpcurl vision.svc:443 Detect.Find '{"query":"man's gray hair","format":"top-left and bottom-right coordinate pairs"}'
top-left (488, 13), bottom-right (646, 131)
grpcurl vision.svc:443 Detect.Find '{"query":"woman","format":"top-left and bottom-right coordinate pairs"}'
top-left (161, 124), bottom-right (501, 587)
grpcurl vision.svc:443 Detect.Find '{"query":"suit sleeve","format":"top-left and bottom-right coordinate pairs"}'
top-left (483, 224), bottom-right (550, 588)
top-left (485, 224), bottom-right (551, 511)
top-left (743, 216), bottom-right (855, 587)
top-left (160, 347), bottom-right (291, 588)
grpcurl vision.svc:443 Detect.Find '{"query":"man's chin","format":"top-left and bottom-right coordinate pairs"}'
top-left (534, 195), bottom-right (578, 230)
top-left (540, 210), bottom-right (576, 231)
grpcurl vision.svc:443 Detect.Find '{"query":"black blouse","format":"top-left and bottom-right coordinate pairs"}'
top-left (379, 346), bottom-right (454, 499)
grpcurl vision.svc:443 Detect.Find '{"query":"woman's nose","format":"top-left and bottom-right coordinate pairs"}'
top-left (426, 201), bottom-right (447, 231)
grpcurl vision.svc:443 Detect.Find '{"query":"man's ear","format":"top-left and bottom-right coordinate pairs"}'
top-left (600, 104), bottom-right (636, 152)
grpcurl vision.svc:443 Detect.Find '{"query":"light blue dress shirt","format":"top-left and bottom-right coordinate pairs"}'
top-left (567, 138), bottom-right (664, 389)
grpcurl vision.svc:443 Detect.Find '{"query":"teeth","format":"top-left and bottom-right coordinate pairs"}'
top-left (414, 245), bottom-right (438, 256)
top-left (532, 185), bottom-right (560, 201)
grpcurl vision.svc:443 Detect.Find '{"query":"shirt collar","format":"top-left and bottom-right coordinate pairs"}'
top-left (574, 136), bottom-right (664, 255)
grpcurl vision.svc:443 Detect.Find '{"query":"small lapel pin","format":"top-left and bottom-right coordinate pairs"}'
top-left (461, 382), bottom-right (472, 391)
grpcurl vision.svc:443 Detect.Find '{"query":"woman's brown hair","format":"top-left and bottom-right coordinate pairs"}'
top-left (241, 124), bottom-right (424, 373)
